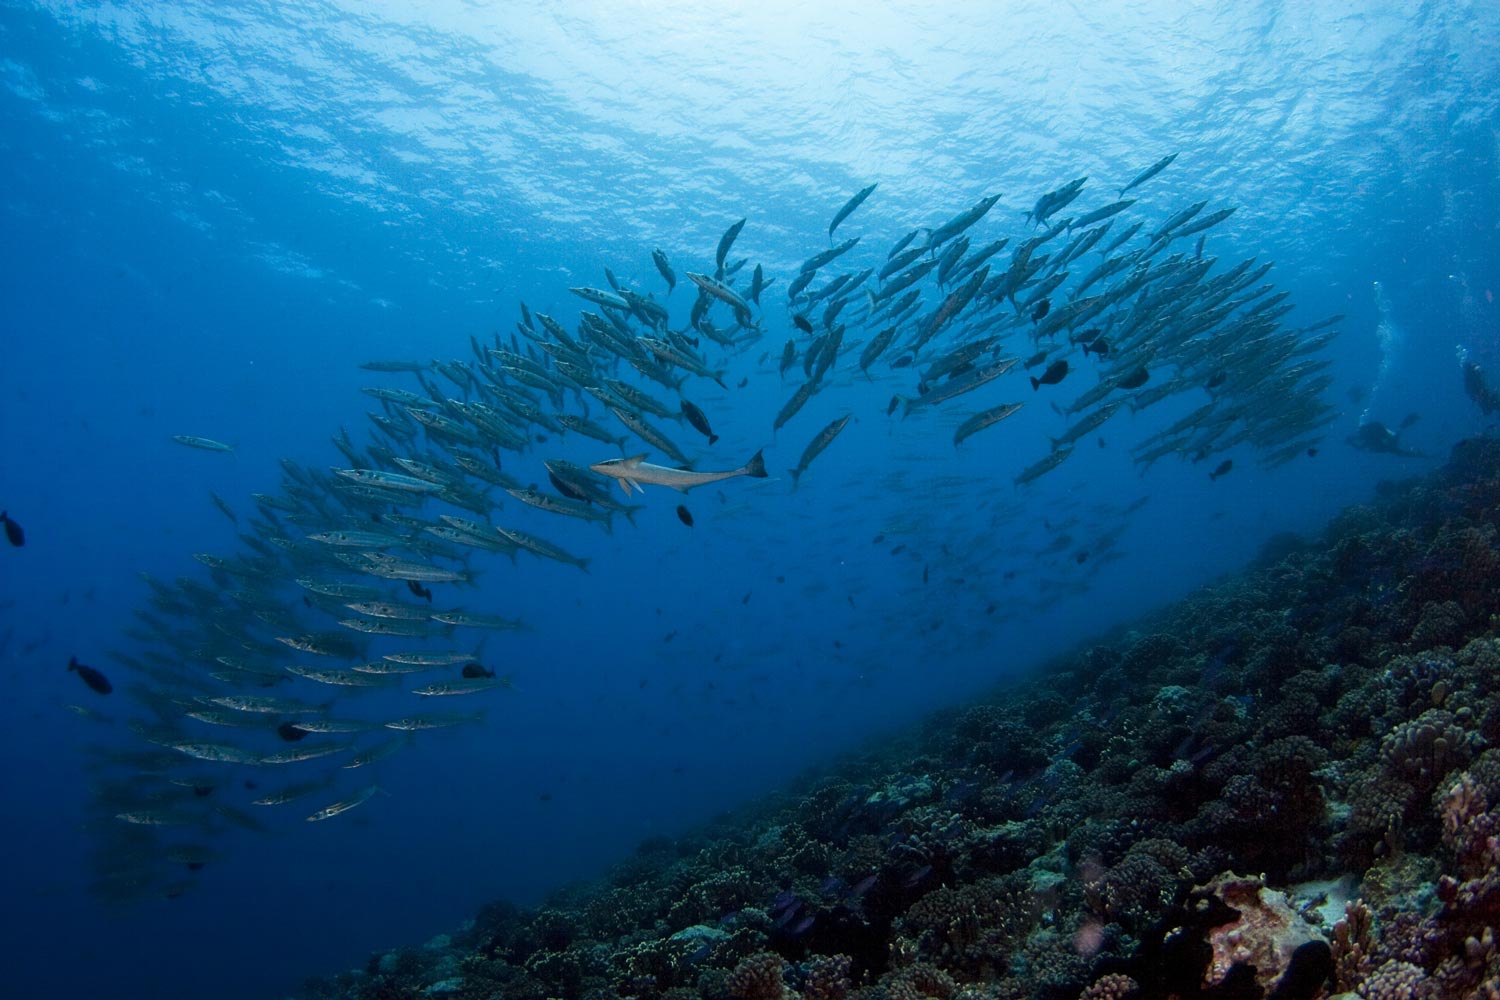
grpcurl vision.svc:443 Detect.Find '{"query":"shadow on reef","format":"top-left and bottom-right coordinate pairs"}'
top-left (300, 436), bottom-right (1500, 1000)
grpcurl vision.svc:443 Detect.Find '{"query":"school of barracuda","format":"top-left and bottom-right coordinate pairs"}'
top-left (80, 158), bottom-right (1340, 901)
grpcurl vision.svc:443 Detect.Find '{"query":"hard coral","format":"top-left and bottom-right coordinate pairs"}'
top-left (1357, 959), bottom-right (1434, 1000)
top-left (801, 954), bottom-right (851, 1000)
top-left (882, 962), bottom-right (955, 1000)
top-left (1380, 710), bottom-right (1478, 795)
top-left (726, 953), bottom-right (786, 1000)
top-left (1076, 973), bottom-right (1137, 1000)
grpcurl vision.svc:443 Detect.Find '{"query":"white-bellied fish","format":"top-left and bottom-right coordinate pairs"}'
top-left (590, 450), bottom-right (767, 494)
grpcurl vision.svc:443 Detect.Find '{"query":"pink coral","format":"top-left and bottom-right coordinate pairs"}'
top-left (1196, 872), bottom-right (1324, 994)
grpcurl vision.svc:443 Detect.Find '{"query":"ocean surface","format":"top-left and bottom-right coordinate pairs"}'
top-left (0, 3), bottom-right (1496, 998)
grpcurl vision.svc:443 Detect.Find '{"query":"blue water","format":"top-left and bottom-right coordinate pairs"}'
top-left (1, 3), bottom-right (1496, 998)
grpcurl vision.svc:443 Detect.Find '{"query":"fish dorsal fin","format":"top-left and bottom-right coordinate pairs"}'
top-left (623, 453), bottom-right (649, 468)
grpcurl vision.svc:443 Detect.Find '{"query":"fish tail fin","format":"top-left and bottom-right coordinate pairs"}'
top-left (623, 505), bottom-right (641, 527)
top-left (744, 449), bottom-right (768, 478)
top-left (708, 433), bottom-right (719, 445)
top-left (1030, 377), bottom-right (1041, 391)
top-left (68, 656), bottom-right (78, 672)
top-left (899, 396), bottom-right (913, 419)
top-left (789, 468), bottom-right (801, 490)
top-left (577, 558), bottom-right (591, 574)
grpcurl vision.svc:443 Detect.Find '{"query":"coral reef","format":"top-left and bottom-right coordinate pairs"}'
top-left (297, 437), bottom-right (1500, 1000)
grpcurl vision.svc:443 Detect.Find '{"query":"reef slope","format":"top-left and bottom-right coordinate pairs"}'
top-left (301, 437), bottom-right (1500, 1000)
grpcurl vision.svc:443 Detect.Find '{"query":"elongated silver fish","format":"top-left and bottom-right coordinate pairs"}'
top-left (901, 357), bottom-right (1019, 416)
top-left (953, 402), bottom-right (1024, 446)
top-left (172, 434), bottom-right (233, 453)
top-left (789, 415), bottom-right (851, 487)
top-left (590, 450), bottom-right (767, 494)
top-left (412, 677), bottom-right (513, 697)
top-left (829, 182), bottom-right (877, 238)
top-left (1119, 152), bottom-right (1178, 196)
top-left (800, 236), bottom-right (861, 274)
top-left (306, 784), bottom-right (379, 822)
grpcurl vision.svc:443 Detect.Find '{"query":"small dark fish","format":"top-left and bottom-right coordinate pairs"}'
top-left (1030, 360), bottom-right (1069, 391)
top-left (549, 471), bottom-right (589, 501)
top-left (742, 592), bottom-right (751, 604)
top-left (1307, 447), bottom-right (1319, 457)
top-left (276, 721), bottom-right (308, 742)
top-left (1399, 412), bottom-right (1421, 430)
top-left (793, 314), bottom-right (813, 334)
top-left (68, 656), bottom-right (112, 695)
top-left (676, 505), bottom-right (694, 527)
top-left (904, 864), bottom-right (933, 888)
top-left (891, 544), bottom-right (906, 555)
top-left (461, 662), bottom-right (495, 678)
top-left (779, 339), bottom-right (797, 378)
top-left (737, 377), bottom-right (749, 389)
top-left (1081, 337), bottom-right (1110, 358)
top-left (406, 580), bottom-right (433, 603)
top-left (1075, 551), bottom-right (1089, 564)
top-left (886, 395), bottom-right (900, 416)
top-left (922, 564), bottom-right (929, 584)
top-left (680, 400), bottom-right (718, 445)
top-left (890, 355), bottom-right (913, 369)
top-left (0, 511), bottom-right (24, 548)
top-left (664, 630), bottom-right (677, 643)
top-left (1206, 371), bottom-right (1227, 390)
top-left (539, 792), bottom-right (553, 802)
top-left (984, 603), bottom-right (996, 615)
top-left (1024, 349), bottom-right (1050, 369)
top-left (1209, 459), bottom-right (1233, 480)
top-left (776, 575), bottom-right (785, 584)
top-left (872, 534), bottom-right (885, 544)
top-left (1030, 298), bottom-right (1051, 323)
top-left (1117, 366), bottom-right (1150, 389)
